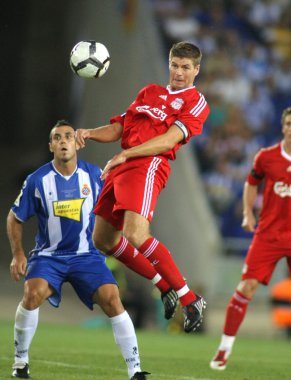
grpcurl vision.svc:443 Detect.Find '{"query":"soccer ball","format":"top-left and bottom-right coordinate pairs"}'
top-left (70, 40), bottom-right (110, 79)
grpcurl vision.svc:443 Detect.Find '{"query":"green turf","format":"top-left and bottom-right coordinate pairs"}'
top-left (0, 320), bottom-right (290, 380)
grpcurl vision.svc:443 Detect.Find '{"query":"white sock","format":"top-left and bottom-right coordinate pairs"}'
top-left (110, 311), bottom-right (141, 379)
top-left (219, 334), bottom-right (236, 352)
top-left (14, 303), bottom-right (39, 364)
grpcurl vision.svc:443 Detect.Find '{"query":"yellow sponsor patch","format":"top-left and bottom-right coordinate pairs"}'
top-left (53, 199), bottom-right (85, 221)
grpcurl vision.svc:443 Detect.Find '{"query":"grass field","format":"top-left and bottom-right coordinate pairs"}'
top-left (0, 320), bottom-right (290, 380)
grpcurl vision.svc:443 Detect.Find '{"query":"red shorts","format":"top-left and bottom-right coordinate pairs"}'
top-left (94, 156), bottom-right (171, 230)
top-left (242, 234), bottom-right (291, 285)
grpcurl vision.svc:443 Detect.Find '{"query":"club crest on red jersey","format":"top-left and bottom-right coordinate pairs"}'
top-left (170, 98), bottom-right (184, 110)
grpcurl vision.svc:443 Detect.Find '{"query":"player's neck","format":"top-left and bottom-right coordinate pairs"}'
top-left (53, 159), bottom-right (77, 177)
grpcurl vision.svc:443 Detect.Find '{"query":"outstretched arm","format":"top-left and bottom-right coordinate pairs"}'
top-left (76, 122), bottom-right (123, 148)
top-left (7, 211), bottom-right (27, 281)
top-left (241, 182), bottom-right (258, 233)
top-left (101, 124), bottom-right (184, 179)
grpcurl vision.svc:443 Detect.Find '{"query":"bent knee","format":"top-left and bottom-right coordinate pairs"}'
top-left (237, 279), bottom-right (258, 299)
top-left (106, 292), bottom-right (123, 310)
top-left (23, 280), bottom-right (51, 309)
top-left (95, 285), bottom-right (124, 316)
top-left (93, 231), bottom-right (117, 254)
top-left (123, 229), bottom-right (148, 248)
top-left (93, 239), bottom-right (107, 253)
top-left (23, 288), bottom-right (45, 309)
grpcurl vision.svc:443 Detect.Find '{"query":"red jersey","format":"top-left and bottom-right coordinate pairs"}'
top-left (110, 83), bottom-right (210, 160)
top-left (247, 142), bottom-right (291, 246)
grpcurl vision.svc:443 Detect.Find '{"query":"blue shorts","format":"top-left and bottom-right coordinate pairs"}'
top-left (26, 254), bottom-right (117, 310)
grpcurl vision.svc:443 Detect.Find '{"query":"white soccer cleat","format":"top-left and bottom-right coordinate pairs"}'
top-left (210, 349), bottom-right (230, 370)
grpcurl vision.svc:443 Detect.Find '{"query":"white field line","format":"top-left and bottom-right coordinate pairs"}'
top-left (1, 356), bottom-right (222, 380)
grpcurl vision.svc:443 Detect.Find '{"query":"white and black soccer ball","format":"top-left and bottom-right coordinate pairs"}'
top-left (70, 40), bottom-right (110, 79)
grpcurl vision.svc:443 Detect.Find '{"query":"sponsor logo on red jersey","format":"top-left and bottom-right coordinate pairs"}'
top-left (136, 105), bottom-right (167, 121)
top-left (274, 181), bottom-right (291, 197)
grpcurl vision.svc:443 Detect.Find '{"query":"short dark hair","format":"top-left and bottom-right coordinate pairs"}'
top-left (169, 42), bottom-right (202, 66)
top-left (49, 119), bottom-right (74, 141)
top-left (281, 107), bottom-right (291, 125)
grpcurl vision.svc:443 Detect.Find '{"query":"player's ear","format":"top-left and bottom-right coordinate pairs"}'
top-left (76, 141), bottom-right (81, 151)
top-left (49, 142), bottom-right (53, 152)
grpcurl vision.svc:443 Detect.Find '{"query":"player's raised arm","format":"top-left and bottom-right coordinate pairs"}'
top-left (76, 122), bottom-right (123, 148)
top-left (101, 124), bottom-right (184, 179)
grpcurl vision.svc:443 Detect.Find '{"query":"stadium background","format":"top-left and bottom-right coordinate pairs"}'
top-left (1, 0), bottom-right (290, 337)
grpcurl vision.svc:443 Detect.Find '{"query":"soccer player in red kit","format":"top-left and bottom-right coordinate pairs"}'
top-left (210, 106), bottom-right (291, 369)
top-left (77, 42), bottom-right (209, 332)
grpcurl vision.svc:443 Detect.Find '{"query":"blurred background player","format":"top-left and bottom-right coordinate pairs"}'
top-left (210, 107), bottom-right (291, 370)
top-left (76, 41), bottom-right (209, 333)
top-left (7, 120), bottom-right (149, 380)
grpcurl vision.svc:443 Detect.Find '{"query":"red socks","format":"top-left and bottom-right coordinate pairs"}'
top-left (138, 237), bottom-right (196, 306)
top-left (107, 236), bottom-right (196, 306)
top-left (223, 290), bottom-right (250, 336)
top-left (107, 236), bottom-right (170, 293)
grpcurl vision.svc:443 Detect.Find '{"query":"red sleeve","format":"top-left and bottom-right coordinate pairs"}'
top-left (110, 113), bottom-right (125, 125)
top-left (247, 150), bottom-right (265, 185)
top-left (176, 92), bottom-right (210, 144)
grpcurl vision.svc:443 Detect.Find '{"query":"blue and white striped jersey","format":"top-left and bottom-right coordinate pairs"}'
top-left (12, 160), bottom-right (104, 258)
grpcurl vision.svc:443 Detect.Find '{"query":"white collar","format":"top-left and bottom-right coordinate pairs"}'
top-left (166, 85), bottom-right (196, 94)
top-left (51, 161), bottom-right (78, 179)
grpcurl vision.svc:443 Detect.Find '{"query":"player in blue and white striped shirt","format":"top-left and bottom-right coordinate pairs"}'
top-left (7, 120), bottom-right (149, 380)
